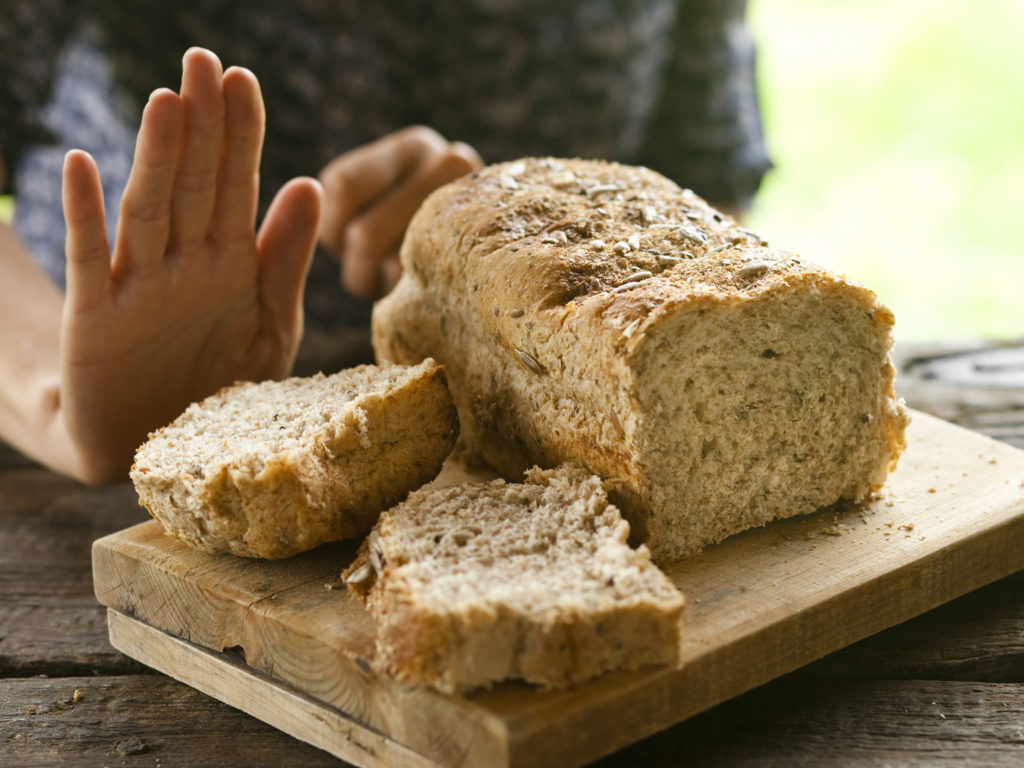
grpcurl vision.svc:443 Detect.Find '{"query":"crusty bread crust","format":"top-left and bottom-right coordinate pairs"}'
top-left (131, 360), bottom-right (458, 559)
top-left (373, 158), bottom-right (910, 561)
top-left (343, 464), bottom-right (684, 693)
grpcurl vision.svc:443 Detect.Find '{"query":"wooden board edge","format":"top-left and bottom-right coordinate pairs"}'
top-left (93, 528), bottom-right (514, 766)
top-left (105, 609), bottom-right (445, 768)
top-left (500, 497), bottom-right (1024, 766)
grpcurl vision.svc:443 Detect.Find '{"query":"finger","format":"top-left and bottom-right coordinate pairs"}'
top-left (170, 47), bottom-right (225, 250)
top-left (62, 150), bottom-right (111, 312)
top-left (209, 66), bottom-right (264, 240)
top-left (381, 251), bottom-right (403, 293)
top-left (112, 88), bottom-right (184, 277)
top-left (449, 141), bottom-right (484, 172)
top-left (340, 148), bottom-right (478, 299)
top-left (256, 177), bottom-right (322, 333)
top-left (318, 125), bottom-right (449, 254)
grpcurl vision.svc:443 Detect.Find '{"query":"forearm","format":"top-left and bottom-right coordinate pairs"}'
top-left (0, 222), bottom-right (82, 478)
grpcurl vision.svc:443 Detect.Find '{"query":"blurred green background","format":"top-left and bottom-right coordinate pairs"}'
top-left (748, 0), bottom-right (1024, 342)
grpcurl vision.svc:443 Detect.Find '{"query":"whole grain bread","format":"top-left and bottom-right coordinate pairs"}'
top-left (131, 360), bottom-right (458, 559)
top-left (373, 157), bottom-right (910, 562)
top-left (343, 464), bottom-right (684, 693)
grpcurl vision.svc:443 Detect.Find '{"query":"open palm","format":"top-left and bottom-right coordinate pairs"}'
top-left (59, 48), bottom-right (322, 483)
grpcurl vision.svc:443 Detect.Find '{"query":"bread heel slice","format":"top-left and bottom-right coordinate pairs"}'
top-left (131, 359), bottom-right (458, 559)
top-left (343, 464), bottom-right (684, 693)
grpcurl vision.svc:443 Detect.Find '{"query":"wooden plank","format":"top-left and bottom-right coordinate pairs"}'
top-left (107, 610), bottom-right (440, 768)
top-left (592, 678), bottom-right (1024, 767)
top-left (99, 613), bottom-right (1024, 768)
top-left (5, 672), bottom-right (1020, 768)
top-left (803, 570), bottom-right (1024, 682)
top-left (0, 674), bottom-right (343, 768)
top-left (92, 523), bottom-right (509, 766)
top-left (92, 411), bottom-right (1024, 768)
top-left (0, 467), bottom-right (150, 676)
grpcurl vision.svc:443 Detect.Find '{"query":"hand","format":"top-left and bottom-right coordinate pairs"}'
top-left (59, 48), bottom-right (322, 483)
top-left (318, 126), bottom-right (482, 300)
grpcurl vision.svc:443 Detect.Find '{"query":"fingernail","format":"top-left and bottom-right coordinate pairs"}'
top-left (183, 47), bottom-right (222, 68)
top-left (148, 87), bottom-right (175, 103)
top-left (225, 65), bottom-right (255, 79)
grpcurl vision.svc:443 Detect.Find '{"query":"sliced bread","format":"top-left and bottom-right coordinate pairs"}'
top-left (343, 464), bottom-right (685, 693)
top-left (131, 360), bottom-right (458, 559)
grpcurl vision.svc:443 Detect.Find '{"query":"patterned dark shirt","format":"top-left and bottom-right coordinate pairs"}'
top-left (0, 0), bottom-right (771, 332)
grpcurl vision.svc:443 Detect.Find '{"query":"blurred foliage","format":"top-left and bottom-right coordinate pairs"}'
top-left (0, 196), bottom-right (12, 226)
top-left (748, 0), bottom-right (1024, 341)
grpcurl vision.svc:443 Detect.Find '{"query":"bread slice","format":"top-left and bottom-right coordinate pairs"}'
top-left (131, 360), bottom-right (458, 559)
top-left (343, 464), bottom-right (685, 693)
top-left (373, 157), bottom-right (910, 561)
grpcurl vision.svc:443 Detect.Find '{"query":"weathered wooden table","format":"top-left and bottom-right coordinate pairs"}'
top-left (3, 340), bottom-right (1023, 767)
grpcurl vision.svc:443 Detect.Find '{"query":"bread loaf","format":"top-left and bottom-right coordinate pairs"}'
top-left (343, 464), bottom-right (684, 693)
top-left (131, 360), bottom-right (458, 559)
top-left (373, 158), bottom-right (909, 561)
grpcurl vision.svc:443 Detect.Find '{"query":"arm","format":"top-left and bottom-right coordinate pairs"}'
top-left (0, 48), bottom-right (322, 484)
top-left (0, 221), bottom-right (77, 473)
top-left (318, 126), bottom-right (482, 299)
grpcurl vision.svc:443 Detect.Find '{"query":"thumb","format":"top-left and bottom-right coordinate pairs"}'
top-left (256, 177), bottom-right (322, 332)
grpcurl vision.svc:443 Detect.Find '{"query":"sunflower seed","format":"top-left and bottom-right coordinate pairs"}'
top-left (345, 563), bottom-right (374, 587)
top-left (541, 230), bottom-right (569, 244)
top-left (611, 277), bottom-right (654, 293)
top-left (679, 226), bottom-right (708, 244)
top-left (515, 349), bottom-right (545, 375)
top-left (738, 260), bottom-right (771, 280)
top-left (587, 184), bottom-right (623, 197)
top-left (619, 270), bottom-right (653, 284)
top-left (367, 531), bottom-right (384, 572)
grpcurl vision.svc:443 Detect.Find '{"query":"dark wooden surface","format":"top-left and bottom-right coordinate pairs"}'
top-left (2, 340), bottom-right (1023, 767)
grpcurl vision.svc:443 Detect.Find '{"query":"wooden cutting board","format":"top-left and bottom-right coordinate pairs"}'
top-left (92, 410), bottom-right (1024, 768)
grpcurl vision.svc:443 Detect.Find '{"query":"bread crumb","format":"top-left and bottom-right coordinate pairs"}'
top-left (927, 487), bottom-right (937, 493)
top-left (115, 737), bottom-right (149, 756)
